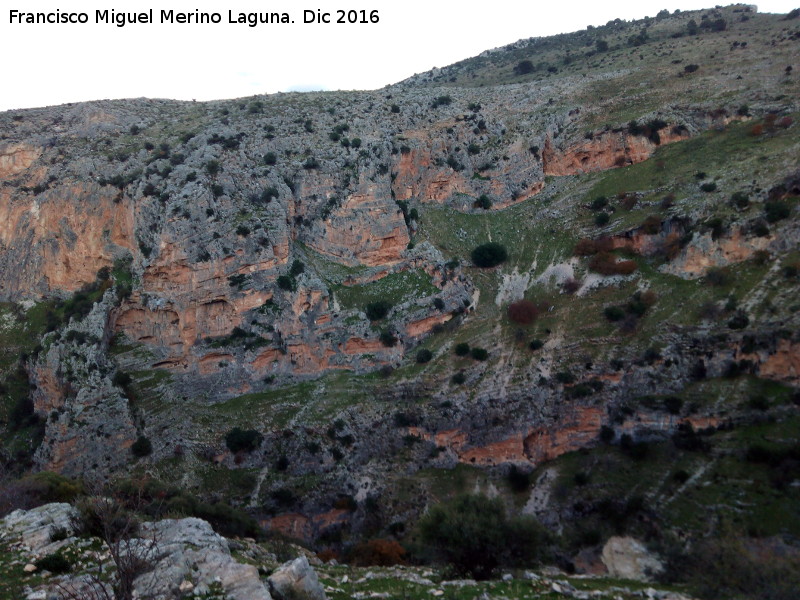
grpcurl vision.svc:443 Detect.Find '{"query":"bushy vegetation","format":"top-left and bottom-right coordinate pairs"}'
top-left (224, 427), bottom-right (263, 453)
top-left (416, 494), bottom-right (548, 579)
top-left (507, 300), bottom-right (539, 324)
top-left (471, 243), bottom-right (508, 268)
top-left (365, 300), bottom-right (392, 321)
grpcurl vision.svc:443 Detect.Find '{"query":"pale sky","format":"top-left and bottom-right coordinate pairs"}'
top-left (0, 1), bottom-right (796, 111)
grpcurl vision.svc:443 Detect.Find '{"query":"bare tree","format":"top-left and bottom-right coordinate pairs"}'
top-left (56, 491), bottom-right (161, 600)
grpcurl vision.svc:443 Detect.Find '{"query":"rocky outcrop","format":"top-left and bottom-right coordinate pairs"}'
top-left (268, 555), bottom-right (327, 600)
top-left (0, 183), bottom-right (135, 298)
top-left (0, 506), bottom-right (275, 600)
top-left (662, 229), bottom-right (773, 278)
top-left (601, 536), bottom-right (664, 582)
top-left (0, 142), bottom-right (42, 180)
top-left (543, 127), bottom-right (688, 176)
top-left (31, 290), bottom-right (137, 478)
top-left (135, 517), bottom-right (272, 600)
top-left (308, 184), bottom-right (409, 266)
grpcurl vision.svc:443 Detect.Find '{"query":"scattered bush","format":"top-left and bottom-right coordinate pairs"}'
top-left (529, 339), bottom-right (544, 351)
top-left (350, 539), bottom-right (407, 566)
top-left (416, 349), bottom-right (433, 364)
top-left (470, 348), bottom-right (489, 361)
top-left (475, 194), bottom-right (492, 209)
top-left (589, 252), bottom-right (637, 275)
top-left (131, 436), bottom-right (152, 458)
top-left (514, 60), bottom-right (535, 75)
top-left (365, 300), bottom-right (392, 321)
top-left (507, 300), bottom-right (539, 325)
top-left (507, 465), bottom-right (532, 492)
top-left (276, 275), bottom-right (295, 291)
top-left (471, 243), bottom-right (507, 268)
top-left (416, 494), bottom-right (548, 579)
top-left (451, 372), bottom-right (466, 385)
top-left (705, 267), bottom-right (729, 286)
top-left (700, 182), bottom-right (717, 193)
top-left (205, 160), bottom-right (221, 176)
top-left (35, 552), bottom-right (72, 574)
top-left (454, 342), bottom-right (470, 356)
top-left (764, 200), bottom-right (790, 223)
top-left (225, 428), bottom-right (263, 453)
top-left (379, 330), bottom-right (397, 347)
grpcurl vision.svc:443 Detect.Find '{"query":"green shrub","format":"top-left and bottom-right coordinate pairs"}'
top-left (514, 60), bottom-right (535, 75)
top-left (475, 194), bottom-right (492, 209)
top-left (416, 349), bottom-right (433, 364)
top-left (764, 201), bottom-right (790, 223)
top-left (700, 182), bottom-right (717, 193)
top-left (276, 275), bottom-right (295, 291)
top-left (451, 372), bottom-right (466, 385)
top-left (379, 330), bottom-right (397, 347)
top-left (529, 339), bottom-right (544, 351)
top-left (289, 260), bottom-right (305, 276)
top-left (471, 243), bottom-right (507, 268)
top-left (470, 347), bottom-right (488, 361)
top-left (595, 212), bottom-right (610, 226)
top-left (507, 465), bottom-right (531, 492)
top-left (35, 552), bottom-right (72, 574)
top-left (454, 342), bottom-right (470, 356)
top-left (555, 371), bottom-right (575, 384)
top-left (131, 436), bottom-right (152, 458)
top-left (263, 152), bottom-right (277, 165)
top-left (431, 95), bottom-right (452, 108)
top-left (225, 428), bottom-right (263, 453)
top-left (604, 306), bottom-right (626, 321)
top-left (205, 160), bottom-right (221, 176)
top-left (416, 494), bottom-right (547, 579)
top-left (365, 300), bottom-right (392, 321)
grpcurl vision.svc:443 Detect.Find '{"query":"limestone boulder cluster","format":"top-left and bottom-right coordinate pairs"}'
top-left (0, 504), bottom-right (331, 600)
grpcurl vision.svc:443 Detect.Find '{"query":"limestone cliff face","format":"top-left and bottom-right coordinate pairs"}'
top-left (542, 127), bottom-right (688, 176)
top-left (0, 182), bottom-right (136, 299)
top-left (306, 183), bottom-right (409, 266)
top-left (31, 291), bottom-right (137, 478)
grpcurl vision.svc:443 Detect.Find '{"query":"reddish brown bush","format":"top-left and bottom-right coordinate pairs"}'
top-left (640, 290), bottom-right (657, 306)
top-left (749, 123), bottom-right (764, 136)
top-left (620, 195), bottom-right (638, 210)
top-left (316, 548), bottom-right (339, 563)
top-left (589, 252), bottom-right (638, 275)
top-left (562, 278), bottom-right (582, 294)
top-left (508, 300), bottom-right (539, 324)
top-left (574, 237), bottom-right (613, 256)
top-left (349, 538), bottom-right (407, 566)
top-left (778, 116), bottom-right (794, 129)
top-left (574, 238), bottom-right (598, 256)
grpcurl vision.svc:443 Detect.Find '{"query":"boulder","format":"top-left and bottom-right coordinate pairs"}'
top-left (268, 555), bottom-right (327, 600)
top-left (133, 517), bottom-right (272, 600)
top-left (0, 503), bottom-right (76, 553)
top-left (601, 536), bottom-right (664, 581)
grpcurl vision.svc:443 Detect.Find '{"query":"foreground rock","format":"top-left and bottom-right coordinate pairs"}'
top-left (601, 536), bottom-right (664, 582)
top-left (134, 517), bottom-right (272, 600)
top-left (268, 555), bottom-right (327, 600)
top-left (1, 505), bottom-right (275, 600)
